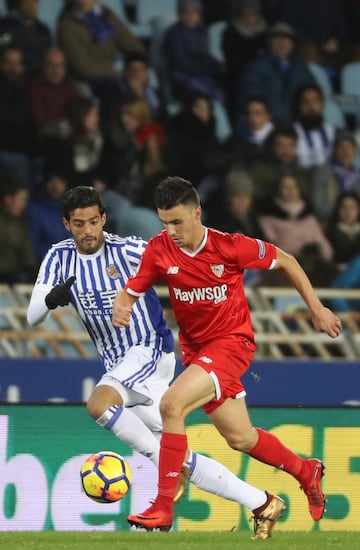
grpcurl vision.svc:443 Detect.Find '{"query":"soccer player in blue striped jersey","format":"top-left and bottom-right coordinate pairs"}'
top-left (27, 186), bottom-right (284, 538)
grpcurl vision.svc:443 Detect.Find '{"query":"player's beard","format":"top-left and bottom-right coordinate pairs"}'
top-left (78, 234), bottom-right (104, 254)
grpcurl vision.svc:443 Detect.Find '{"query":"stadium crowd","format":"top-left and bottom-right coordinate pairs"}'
top-left (1, 0), bottom-right (360, 304)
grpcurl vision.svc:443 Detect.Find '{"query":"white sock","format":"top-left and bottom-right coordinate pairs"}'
top-left (96, 405), bottom-right (160, 466)
top-left (187, 452), bottom-right (267, 511)
top-left (97, 407), bottom-right (267, 510)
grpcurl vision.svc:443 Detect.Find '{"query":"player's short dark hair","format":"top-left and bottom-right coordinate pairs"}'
top-left (154, 176), bottom-right (200, 210)
top-left (62, 186), bottom-right (105, 220)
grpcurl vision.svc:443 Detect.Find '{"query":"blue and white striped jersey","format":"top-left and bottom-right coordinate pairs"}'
top-left (35, 232), bottom-right (174, 371)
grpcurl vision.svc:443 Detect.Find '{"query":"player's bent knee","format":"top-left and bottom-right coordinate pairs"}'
top-left (159, 395), bottom-right (184, 421)
top-left (86, 399), bottom-right (104, 420)
top-left (87, 385), bottom-right (124, 420)
top-left (86, 395), bottom-right (111, 420)
top-left (225, 432), bottom-right (257, 453)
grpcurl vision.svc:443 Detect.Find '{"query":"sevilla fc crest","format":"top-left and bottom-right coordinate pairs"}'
top-left (210, 264), bottom-right (224, 277)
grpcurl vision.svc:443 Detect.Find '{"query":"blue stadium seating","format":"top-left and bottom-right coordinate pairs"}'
top-left (308, 62), bottom-right (334, 97)
top-left (207, 21), bottom-right (226, 64)
top-left (136, 0), bottom-right (177, 25)
top-left (339, 62), bottom-right (360, 122)
top-left (37, 0), bottom-right (63, 42)
top-left (324, 98), bottom-right (346, 128)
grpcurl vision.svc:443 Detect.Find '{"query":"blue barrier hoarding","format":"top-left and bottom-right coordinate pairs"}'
top-left (0, 358), bottom-right (359, 406)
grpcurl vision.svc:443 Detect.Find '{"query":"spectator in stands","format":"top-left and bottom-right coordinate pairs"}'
top-left (58, 0), bottom-right (145, 101)
top-left (0, 46), bottom-right (34, 186)
top-left (269, 0), bottom-right (349, 71)
top-left (167, 91), bottom-right (231, 188)
top-left (42, 96), bottom-right (104, 187)
top-left (330, 131), bottom-right (360, 196)
top-left (27, 47), bottom-right (80, 139)
top-left (207, 166), bottom-right (264, 237)
top-left (91, 175), bottom-right (163, 241)
top-left (228, 96), bottom-right (274, 167)
top-left (163, 0), bottom-right (224, 103)
top-left (247, 124), bottom-right (312, 208)
top-left (258, 173), bottom-right (334, 284)
top-left (101, 98), bottom-right (168, 207)
top-left (330, 254), bottom-right (360, 311)
top-left (26, 173), bottom-right (69, 262)
top-left (293, 85), bottom-right (336, 169)
top-left (237, 22), bottom-right (315, 122)
top-left (326, 192), bottom-right (360, 268)
top-left (0, 180), bottom-right (38, 283)
top-left (0, 0), bottom-right (52, 75)
top-left (115, 51), bottom-right (163, 121)
top-left (222, 0), bottom-right (267, 117)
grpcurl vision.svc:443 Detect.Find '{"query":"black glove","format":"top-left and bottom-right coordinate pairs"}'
top-left (45, 276), bottom-right (76, 310)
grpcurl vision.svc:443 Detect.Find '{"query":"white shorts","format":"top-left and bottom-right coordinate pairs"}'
top-left (96, 346), bottom-right (176, 432)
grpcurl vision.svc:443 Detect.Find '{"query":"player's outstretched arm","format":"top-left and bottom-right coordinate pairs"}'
top-left (45, 276), bottom-right (76, 310)
top-left (27, 276), bottom-right (76, 326)
top-left (112, 290), bottom-right (138, 328)
top-left (273, 247), bottom-right (342, 338)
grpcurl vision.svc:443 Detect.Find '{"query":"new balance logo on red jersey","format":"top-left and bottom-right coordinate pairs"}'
top-left (173, 285), bottom-right (228, 304)
top-left (166, 471), bottom-right (180, 478)
top-left (198, 356), bottom-right (213, 364)
top-left (167, 266), bottom-right (179, 274)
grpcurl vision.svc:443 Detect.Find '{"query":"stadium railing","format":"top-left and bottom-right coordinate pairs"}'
top-left (0, 284), bottom-right (359, 360)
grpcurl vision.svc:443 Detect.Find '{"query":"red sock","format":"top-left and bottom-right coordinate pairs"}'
top-left (248, 427), bottom-right (304, 480)
top-left (157, 432), bottom-right (187, 509)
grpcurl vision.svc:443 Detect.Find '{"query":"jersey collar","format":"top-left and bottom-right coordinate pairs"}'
top-left (179, 227), bottom-right (208, 257)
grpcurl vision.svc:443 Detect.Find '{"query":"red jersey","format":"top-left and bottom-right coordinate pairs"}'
top-left (125, 227), bottom-right (277, 355)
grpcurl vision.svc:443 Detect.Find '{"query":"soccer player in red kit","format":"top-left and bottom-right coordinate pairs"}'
top-left (112, 176), bottom-right (342, 533)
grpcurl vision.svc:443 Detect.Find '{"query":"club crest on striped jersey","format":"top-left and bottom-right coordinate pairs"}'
top-left (210, 264), bottom-right (224, 277)
top-left (107, 264), bottom-right (121, 279)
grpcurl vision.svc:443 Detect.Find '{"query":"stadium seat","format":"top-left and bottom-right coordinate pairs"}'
top-left (208, 21), bottom-right (227, 63)
top-left (341, 62), bottom-right (360, 98)
top-left (338, 62), bottom-right (360, 120)
top-left (213, 99), bottom-right (232, 142)
top-left (308, 62), bottom-right (334, 97)
top-left (148, 18), bottom-right (177, 107)
top-left (37, 0), bottom-right (64, 42)
top-left (101, 0), bottom-right (129, 20)
top-left (136, 0), bottom-right (177, 26)
top-left (324, 98), bottom-right (346, 128)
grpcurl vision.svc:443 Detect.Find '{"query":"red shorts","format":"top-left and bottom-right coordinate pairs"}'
top-left (184, 336), bottom-right (255, 414)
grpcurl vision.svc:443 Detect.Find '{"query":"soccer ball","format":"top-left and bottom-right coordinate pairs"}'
top-left (80, 451), bottom-right (132, 503)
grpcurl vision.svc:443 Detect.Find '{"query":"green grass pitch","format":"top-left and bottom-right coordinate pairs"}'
top-left (0, 531), bottom-right (357, 549)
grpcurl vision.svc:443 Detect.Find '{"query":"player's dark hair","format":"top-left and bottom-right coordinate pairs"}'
top-left (62, 186), bottom-right (106, 220)
top-left (154, 176), bottom-right (200, 210)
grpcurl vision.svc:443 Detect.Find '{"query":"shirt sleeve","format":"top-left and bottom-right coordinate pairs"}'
top-left (233, 233), bottom-right (277, 270)
top-left (124, 236), bottom-right (147, 275)
top-left (27, 248), bottom-right (62, 325)
top-left (27, 284), bottom-right (52, 326)
top-left (125, 240), bottom-right (159, 295)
